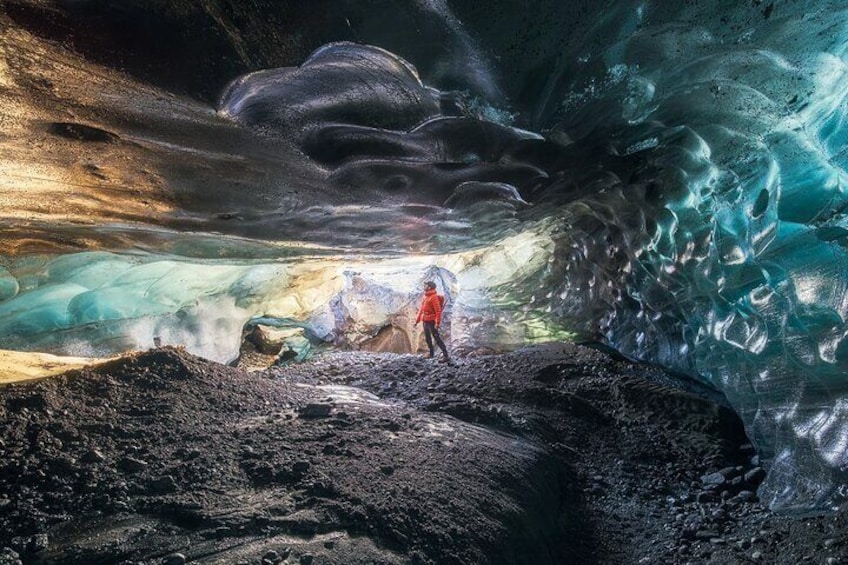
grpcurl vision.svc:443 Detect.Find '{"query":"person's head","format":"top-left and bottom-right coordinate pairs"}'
top-left (424, 281), bottom-right (436, 291)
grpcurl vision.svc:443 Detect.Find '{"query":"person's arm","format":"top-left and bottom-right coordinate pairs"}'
top-left (415, 298), bottom-right (424, 324)
top-left (433, 295), bottom-right (442, 327)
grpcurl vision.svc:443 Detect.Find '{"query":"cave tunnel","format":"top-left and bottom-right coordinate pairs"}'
top-left (2, 1), bottom-right (848, 563)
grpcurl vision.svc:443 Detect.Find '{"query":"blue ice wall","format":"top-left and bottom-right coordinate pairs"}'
top-left (0, 253), bottom-right (286, 363)
top-left (534, 1), bottom-right (848, 509)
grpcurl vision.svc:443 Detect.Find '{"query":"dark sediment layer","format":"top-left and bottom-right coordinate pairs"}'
top-left (0, 344), bottom-right (846, 564)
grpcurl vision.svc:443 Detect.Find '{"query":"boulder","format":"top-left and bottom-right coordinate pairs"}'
top-left (359, 324), bottom-right (414, 354)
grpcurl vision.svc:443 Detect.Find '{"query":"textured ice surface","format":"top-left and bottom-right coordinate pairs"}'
top-left (3, 0), bottom-right (848, 510)
top-left (520, 1), bottom-right (848, 509)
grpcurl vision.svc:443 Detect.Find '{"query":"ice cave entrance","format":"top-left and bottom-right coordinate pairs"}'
top-left (0, 226), bottom-right (572, 369)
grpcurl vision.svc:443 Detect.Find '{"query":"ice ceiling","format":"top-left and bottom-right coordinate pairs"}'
top-left (2, 0), bottom-right (848, 510)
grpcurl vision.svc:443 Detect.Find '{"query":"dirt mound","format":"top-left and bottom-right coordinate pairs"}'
top-left (1, 344), bottom-right (846, 564)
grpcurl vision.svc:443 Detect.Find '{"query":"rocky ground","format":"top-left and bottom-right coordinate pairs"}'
top-left (0, 343), bottom-right (846, 564)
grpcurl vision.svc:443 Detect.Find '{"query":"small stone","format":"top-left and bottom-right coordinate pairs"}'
top-left (163, 553), bottom-right (186, 565)
top-left (118, 457), bottom-right (148, 473)
top-left (751, 551), bottom-right (763, 561)
top-left (696, 491), bottom-right (715, 503)
top-left (150, 475), bottom-right (177, 494)
top-left (299, 403), bottom-right (332, 418)
top-left (82, 450), bottom-right (106, 464)
top-left (736, 539), bottom-right (752, 550)
top-left (695, 530), bottom-right (720, 540)
top-left (718, 466), bottom-right (738, 479)
top-left (826, 558), bottom-right (841, 565)
top-left (735, 490), bottom-right (757, 503)
top-left (323, 540), bottom-right (335, 549)
top-left (262, 550), bottom-right (281, 564)
top-left (25, 534), bottom-right (48, 554)
top-left (744, 467), bottom-right (766, 485)
top-left (292, 461), bottom-right (310, 474)
top-left (824, 538), bottom-right (837, 548)
top-left (299, 554), bottom-right (314, 565)
top-left (711, 508), bottom-right (729, 522)
top-left (710, 537), bottom-right (726, 545)
top-left (701, 472), bottom-right (726, 486)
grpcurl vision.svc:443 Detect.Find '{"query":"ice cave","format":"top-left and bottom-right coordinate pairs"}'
top-left (2, 1), bottom-right (848, 562)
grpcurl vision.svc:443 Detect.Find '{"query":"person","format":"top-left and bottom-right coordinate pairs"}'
top-left (415, 281), bottom-right (451, 363)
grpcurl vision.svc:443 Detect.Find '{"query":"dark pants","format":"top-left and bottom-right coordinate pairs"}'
top-left (423, 321), bottom-right (449, 358)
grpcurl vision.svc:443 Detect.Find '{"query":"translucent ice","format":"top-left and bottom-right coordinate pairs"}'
top-left (4, 0), bottom-right (848, 511)
top-left (521, 0), bottom-right (848, 510)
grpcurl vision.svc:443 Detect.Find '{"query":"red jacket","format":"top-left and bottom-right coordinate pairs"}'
top-left (416, 289), bottom-right (444, 325)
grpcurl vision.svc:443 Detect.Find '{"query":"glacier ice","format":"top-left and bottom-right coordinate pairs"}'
top-left (517, 0), bottom-right (848, 510)
top-left (3, 0), bottom-right (848, 511)
top-left (0, 227), bottom-right (562, 364)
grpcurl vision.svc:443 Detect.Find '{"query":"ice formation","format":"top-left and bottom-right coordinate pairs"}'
top-left (2, 0), bottom-right (848, 510)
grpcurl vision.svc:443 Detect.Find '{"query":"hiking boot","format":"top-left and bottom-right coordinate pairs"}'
top-left (438, 356), bottom-right (451, 364)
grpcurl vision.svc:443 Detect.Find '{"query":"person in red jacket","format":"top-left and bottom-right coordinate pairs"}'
top-left (415, 281), bottom-right (451, 362)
